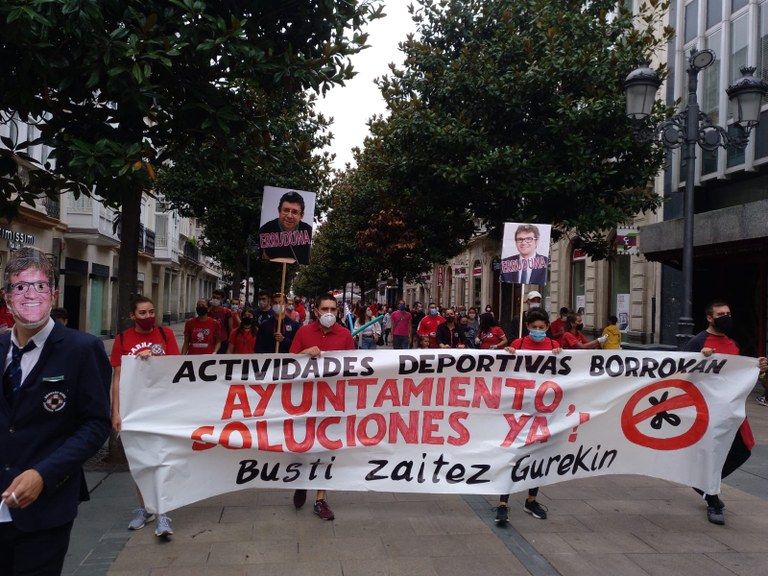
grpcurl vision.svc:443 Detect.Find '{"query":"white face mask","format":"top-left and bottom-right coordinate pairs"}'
top-left (319, 312), bottom-right (336, 328)
top-left (272, 304), bottom-right (284, 315)
top-left (210, 299), bottom-right (221, 307)
top-left (529, 303), bottom-right (540, 309)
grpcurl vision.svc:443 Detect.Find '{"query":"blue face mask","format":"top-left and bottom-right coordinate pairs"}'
top-left (529, 329), bottom-right (547, 342)
top-left (429, 308), bottom-right (438, 316)
top-left (399, 304), bottom-right (406, 311)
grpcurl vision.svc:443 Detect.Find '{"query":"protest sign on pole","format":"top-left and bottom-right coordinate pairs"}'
top-left (500, 222), bottom-right (552, 285)
top-left (120, 350), bottom-right (757, 514)
top-left (258, 185), bottom-right (316, 265)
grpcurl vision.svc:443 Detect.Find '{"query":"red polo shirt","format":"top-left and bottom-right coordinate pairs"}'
top-left (290, 320), bottom-right (356, 353)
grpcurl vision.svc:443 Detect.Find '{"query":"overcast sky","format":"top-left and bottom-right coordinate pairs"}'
top-left (316, 1), bottom-right (418, 170)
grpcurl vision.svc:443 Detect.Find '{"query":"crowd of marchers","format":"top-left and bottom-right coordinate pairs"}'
top-left (2, 258), bottom-right (768, 576)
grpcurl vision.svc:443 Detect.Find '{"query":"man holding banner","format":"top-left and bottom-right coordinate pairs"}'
top-left (289, 294), bottom-right (356, 520)
top-left (683, 299), bottom-right (768, 525)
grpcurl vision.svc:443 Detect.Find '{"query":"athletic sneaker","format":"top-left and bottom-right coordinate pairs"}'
top-left (756, 395), bottom-right (768, 406)
top-left (313, 499), bottom-right (335, 520)
top-left (494, 505), bottom-right (509, 524)
top-left (128, 507), bottom-right (155, 530)
top-left (155, 514), bottom-right (174, 537)
top-left (706, 504), bottom-right (725, 525)
top-left (523, 499), bottom-right (548, 520)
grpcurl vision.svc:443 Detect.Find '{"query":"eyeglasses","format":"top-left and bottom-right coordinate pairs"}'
top-left (515, 237), bottom-right (537, 244)
top-left (8, 281), bottom-right (51, 295)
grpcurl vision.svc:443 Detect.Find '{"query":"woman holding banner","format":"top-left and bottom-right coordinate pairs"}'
top-left (110, 296), bottom-right (179, 538)
top-left (560, 313), bottom-right (606, 350)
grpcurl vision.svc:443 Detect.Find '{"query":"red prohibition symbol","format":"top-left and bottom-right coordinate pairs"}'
top-left (621, 379), bottom-right (709, 451)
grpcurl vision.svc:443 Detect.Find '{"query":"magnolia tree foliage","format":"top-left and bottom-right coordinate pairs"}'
top-left (0, 0), bottom-right (382, 326)
top-left (315, 0), bottom-right (672, 289)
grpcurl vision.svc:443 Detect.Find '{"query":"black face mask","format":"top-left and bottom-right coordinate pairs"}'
top-left (196, 306), bottom-right (208, 316)
top-left (576, 323), bottom-right (584, 331)
top-left (241, 317), bottom-right (253, 326)
top-left (713, 315), bottom-right (733, 334)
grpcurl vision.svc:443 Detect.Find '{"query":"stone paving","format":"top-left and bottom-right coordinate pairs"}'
top-left (60, 324), bottom-right (768, 575)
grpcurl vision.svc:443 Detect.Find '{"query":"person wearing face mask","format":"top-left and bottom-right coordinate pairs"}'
top-left (390, 300), bottom-right (412, 350)
top-left (110, 295), bottom-right (179, 538)
top-left (254, 290), bottom-right (273, 327)
top-left (511, 291), bottom-right (545, 339)
top-left (0, 248), bottom-right (111, 573)
top-left (476, 312), bottom-right (508, 350)
top-left (182, 299), bottom-right (221, 355)
top-left (498, 308), bottom-right (562, 524)
top-left (548, 307), bottom-right (570, 343)
top-left (417, 302), bottom-right (445, 348)
top-left (560, 313), bottom-right (606, 349)
top-left (289, 295), bottom-right (356, 521)
top-left (286, 303), bottom-right (300, 323)
top-left (255, 293), bottom-right (299, 353)
top-left (436, 308), bottom-right (466, 348)
top-left (228, 308), bottom-right (258, 353)
top-left (208, 289), bottom-right (237, 354)
top-left (682, 299), bottom-right (768, 525)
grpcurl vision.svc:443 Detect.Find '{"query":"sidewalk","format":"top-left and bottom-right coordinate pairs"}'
top-left (64, 335), bottom-right (768, 576)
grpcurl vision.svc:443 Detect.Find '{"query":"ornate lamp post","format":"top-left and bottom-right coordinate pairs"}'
top-left (624, 50), bottom-right (768, 347)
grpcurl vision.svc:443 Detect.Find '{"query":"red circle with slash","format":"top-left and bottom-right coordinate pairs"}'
top-left (621, 379), bottom-right (709, 450)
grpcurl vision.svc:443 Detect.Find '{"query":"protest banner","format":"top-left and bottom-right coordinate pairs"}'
top-left (120, 350), bottom-right (758, 514)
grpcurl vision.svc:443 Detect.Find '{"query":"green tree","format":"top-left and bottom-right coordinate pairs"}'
top-left (157, 89), bottom-right (333, 299)
top-left (0, 0), bottom-right (381, 327)
top-left (368, 0), bottom-right (671, 259)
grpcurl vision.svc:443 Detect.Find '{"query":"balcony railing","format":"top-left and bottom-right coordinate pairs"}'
top-left (43, 196), bottom-right (60, 219)
top-left (144, 228), bottom-right (155, 256)
top-left (183, 241), bottom-right (200, 261)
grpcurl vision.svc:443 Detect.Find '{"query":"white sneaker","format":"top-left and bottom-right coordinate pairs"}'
top-left (155, 514), bottom-right (174, 537)
top-left (128, 507), bottom-right (155, 530)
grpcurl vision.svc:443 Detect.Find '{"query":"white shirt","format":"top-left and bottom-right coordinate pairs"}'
top-left (1, 318), bottom-right (55, 522)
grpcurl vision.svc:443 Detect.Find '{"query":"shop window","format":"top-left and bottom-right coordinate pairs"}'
top-left (610, 256), bottom-right (632, 331)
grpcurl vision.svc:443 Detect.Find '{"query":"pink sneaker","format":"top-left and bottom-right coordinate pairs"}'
top-left (313, 499), bottom-right (335, 520)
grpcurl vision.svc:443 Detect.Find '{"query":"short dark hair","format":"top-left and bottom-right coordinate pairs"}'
top-left (5, 247), bottom-right (58, 289)
top-left (131, 295), bottom-right (154, 313)
top-left (257, 290), bottom-right (270, 299)
top-left (316, 294), bottom-right (337, 308)
top-left (526, 308), bottom-right (550, 325)
top-left (51, 307), bottom-right (68, 321)
top-left (212, 288), bottom-right (225, 298)
top-left (278, 191), bottom-right (305, 214)
top-left (608, 315), bottom-right (618, 324)
top-left (705, 300), bottom-right (729, 317)
top-left (559, 307), bottom-right (569, 315)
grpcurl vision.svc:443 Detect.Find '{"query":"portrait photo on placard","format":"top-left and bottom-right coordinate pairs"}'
top-left (500, 222), bottom-right (552, 285)
top-left (258, 185), bottom-right (316, 265)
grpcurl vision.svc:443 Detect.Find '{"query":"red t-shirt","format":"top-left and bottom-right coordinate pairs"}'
top-left (229, 328), bottom-right (257, 354)
top-left (512, 336), bottom-right (559, 351)
top-left (0, 305), bottom-right (14, 330)
top-left (417, 315), bottom-right (446, 348)
top-left (390, 310), bottom-right (412, 337)
top-left (208, 306), bottom-right (233, 337)
top-left (110, 326), bottom-right (180, 367)
top-left (560, 331), bottom-right (589, 349)
top-left (295, 303), bottom-right (306, 323)
top-left (702, 333), bottom-right (740, 355)
top-left (478, 326), bottom-right (506, 349)
top-left (290, 321), bottom-right (356, 353)
top-left (184, 316), bottom-right (220, 354)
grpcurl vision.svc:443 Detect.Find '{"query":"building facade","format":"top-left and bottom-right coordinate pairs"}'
top-left (640, 0), bottom-right (768, 356)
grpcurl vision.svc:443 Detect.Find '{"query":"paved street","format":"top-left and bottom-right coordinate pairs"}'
top-left (62, 325), bottom-right (768, 576)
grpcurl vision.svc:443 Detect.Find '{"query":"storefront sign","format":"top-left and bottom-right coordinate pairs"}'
top-left (0, 227), bottom-right (35, 250)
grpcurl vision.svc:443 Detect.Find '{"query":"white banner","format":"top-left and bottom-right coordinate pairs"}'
top-left (120, 350), bottom-right (758, 514)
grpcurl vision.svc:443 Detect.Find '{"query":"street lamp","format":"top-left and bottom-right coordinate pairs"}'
top-left (625, 50), bottom-right (768, 347)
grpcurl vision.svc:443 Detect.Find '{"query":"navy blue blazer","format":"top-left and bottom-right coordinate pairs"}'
top-left (0, 323), bottom-right (111, 532)
top-left (501, 254), bottom-right (549, 285)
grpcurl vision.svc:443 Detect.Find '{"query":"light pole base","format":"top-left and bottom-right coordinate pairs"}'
top-left (676, 316), bottom-right (695, 350)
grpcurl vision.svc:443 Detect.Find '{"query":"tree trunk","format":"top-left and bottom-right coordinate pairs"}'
top-left (108, 187), bottom-right (142, 463)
